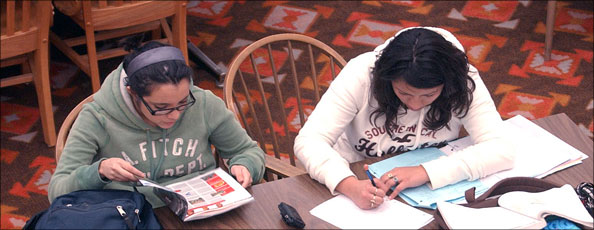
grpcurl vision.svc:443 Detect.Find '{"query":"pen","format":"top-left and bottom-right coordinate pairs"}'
top-left (365, 169), bottom-right (377, 187)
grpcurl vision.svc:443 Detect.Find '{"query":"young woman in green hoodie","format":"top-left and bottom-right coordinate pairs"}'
top-left (48, 41), bottom-right (265, 207)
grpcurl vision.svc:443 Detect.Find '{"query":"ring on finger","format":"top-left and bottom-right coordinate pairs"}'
top-left (371, 202), bottom-right (375, 208)
top-left (374, 187), bottom-right (378, 195)
top-left (392, 175), bottom-right (400, 185)
top-left (387, 173), bottom-right (394, 179)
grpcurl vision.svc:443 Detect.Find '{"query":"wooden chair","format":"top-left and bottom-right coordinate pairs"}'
top-left (223, 33), bottom-right (347, 178)
top-left (55, 94), bottom-right (303, 182)
top-left (50, 1), bottom-right (189, 93)
top-left (1, 1), bottom-right (56, 147)
top-left (55, 94), bottom-right (95, 160)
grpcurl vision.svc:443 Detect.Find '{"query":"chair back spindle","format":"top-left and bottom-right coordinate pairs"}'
top-left (224, 33), bottom-right (347, 171)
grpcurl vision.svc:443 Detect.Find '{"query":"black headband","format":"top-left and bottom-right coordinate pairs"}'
top-left (126, 46), bottom-right (185, 77)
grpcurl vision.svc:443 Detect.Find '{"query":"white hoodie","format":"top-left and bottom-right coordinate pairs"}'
top-left (294, 27), bottom-right (516, 194)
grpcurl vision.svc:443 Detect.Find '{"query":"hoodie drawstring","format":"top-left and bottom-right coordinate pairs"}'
top-left (154, 131), bottom-right (166, 179)
top-left (146, 129), bottom-right (154, 179)
top-left (146, 129), bottom-right (165, 180)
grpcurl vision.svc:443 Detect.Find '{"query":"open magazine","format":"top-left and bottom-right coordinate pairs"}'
top-left (138, 167), bottom-right (254, 222)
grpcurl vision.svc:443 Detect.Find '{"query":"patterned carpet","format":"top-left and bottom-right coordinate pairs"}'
top-left (1, 1), bottom-right (592, 228)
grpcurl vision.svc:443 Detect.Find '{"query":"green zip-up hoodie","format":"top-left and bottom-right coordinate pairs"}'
top-left (48, 64), bottom-right (265, 208)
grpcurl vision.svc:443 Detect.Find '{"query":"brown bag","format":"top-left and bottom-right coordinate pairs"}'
top-left (433, 177), bottom-right (561, 229)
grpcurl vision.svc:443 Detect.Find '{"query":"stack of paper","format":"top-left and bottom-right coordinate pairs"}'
top-left (369, 115), bottom-right (588, 209)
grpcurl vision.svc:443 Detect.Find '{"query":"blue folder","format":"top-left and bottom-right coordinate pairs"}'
top-left (368, 147), bottom-right (489, 209)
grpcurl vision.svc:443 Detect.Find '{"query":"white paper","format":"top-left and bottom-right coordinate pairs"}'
top-left (498, 184), bottom-right (594, 228)
top-left (442, 115), bottom-right (588, 188)
top-left (436, 201), bottom-right (546, 229)
top-left (310, 195), bottom-right (434, 229)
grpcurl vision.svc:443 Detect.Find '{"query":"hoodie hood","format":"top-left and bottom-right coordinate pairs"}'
top-left (93, 64), bottom-right (179, 132)
top-left (373, 26), bottom-right (466, 152)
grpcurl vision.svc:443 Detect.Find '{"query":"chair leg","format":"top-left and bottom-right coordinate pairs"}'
top-left (152, 26), bottom-right (162, 41)
top-left (188, 41), bottom-right (226, 83)
top-left (544, 0), bottom-right (556, 61)
top-left (82, 2), bottom-right (101, 92)
top-left (31, 49), bottom-right (56, 147)
top-left (172, 2), bottom-right (189, 65)
top-left (21, 61), bottom-right (31, 74)
top-left (84, 28), bottom-right (101, 92)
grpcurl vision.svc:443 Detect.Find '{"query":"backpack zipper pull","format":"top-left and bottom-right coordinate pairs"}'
top-left (116, 205), bottom-right (127, 217)
top-left (117, 205), bottom-right (135, 229)
top-left (135, 209), bottom-right (141, 223)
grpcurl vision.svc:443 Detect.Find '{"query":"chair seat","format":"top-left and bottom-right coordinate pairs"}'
top-left (54, 1), bottom-right (177, 31)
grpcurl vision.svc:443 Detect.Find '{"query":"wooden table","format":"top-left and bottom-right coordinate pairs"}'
top-left (155, 113), bottom-right (593, 229)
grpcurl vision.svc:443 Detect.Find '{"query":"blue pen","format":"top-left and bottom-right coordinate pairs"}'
top-left (365, 170), bottom-right (377, 187)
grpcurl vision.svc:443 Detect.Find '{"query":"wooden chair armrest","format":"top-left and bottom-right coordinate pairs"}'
top-left (214, 147), bottom-right (306, 182)
top-left (264, 155), bottom-right (307, 178)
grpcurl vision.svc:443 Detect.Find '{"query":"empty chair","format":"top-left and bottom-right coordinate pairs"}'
top-left (1, 1), bottom-right (56, 146)
top-left (224, 33), bottom-right (347, 176)
top-left (50, 1), bottom-right (189, 92)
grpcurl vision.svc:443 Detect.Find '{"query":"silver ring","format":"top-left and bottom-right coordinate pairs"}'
top-left (371, 202), bottom-right (375, 208)
top-left (372, 195), bottom-right (376, 203)
top-left (374, 187), bottom-right (378, 195)
top-left (392, 176), bottom-right (399, 185)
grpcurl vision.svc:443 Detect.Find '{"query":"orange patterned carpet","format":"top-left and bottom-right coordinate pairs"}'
top-left (1, 1), bottom-right (592, 228)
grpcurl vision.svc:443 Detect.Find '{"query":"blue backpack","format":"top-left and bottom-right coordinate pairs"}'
top-left (24, 189), bottom-right (162, 229)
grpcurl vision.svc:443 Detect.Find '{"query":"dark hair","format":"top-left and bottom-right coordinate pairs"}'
top-left (369, 28), bottom-right (475, 138)
top-left (122, 40), bottom-right (192, 97)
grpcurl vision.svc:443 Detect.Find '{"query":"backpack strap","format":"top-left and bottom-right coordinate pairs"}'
top-left (23, 209), bottom-right (47, 230)
top-left (434, 177), bottom-right (562, 229)
top-left (465, 177), bottom-right (560, 208)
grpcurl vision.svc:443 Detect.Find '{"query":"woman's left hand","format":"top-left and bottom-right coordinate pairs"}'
top-left (230, 165), bottom-right (253, 188)
top-left (377, 165), bottom-right (430, 199)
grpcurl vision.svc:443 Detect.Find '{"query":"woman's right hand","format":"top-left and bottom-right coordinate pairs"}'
top-left (98, 158), bottom-right (145, 182)
top-left (335, 176), bottom-right (386, 210)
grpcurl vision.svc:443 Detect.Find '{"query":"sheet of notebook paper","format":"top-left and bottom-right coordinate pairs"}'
top-left (310, 195), bottom-right (434, 229)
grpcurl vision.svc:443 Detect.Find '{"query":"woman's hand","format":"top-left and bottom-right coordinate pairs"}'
top-left (378, 165), bottom-right (430, 199)
top-left (230, 165), bottom-right (253, 188)
top-left (335, 176), bottom-right (386, 210)
top-left (98, 158), bottom-right (145, 182)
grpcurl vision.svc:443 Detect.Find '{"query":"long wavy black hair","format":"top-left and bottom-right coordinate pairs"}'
top-left (369, 28), bottom-right (476, 139)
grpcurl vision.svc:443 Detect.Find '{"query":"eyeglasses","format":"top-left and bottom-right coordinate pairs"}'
top-left (138, 90), bottom-right (196, 116)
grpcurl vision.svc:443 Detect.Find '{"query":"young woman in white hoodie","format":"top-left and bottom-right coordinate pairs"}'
top-left (294, 27), bottom-right (516, 210)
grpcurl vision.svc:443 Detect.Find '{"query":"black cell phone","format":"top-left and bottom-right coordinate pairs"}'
top-left (278, 202), bottom-right (305, 229)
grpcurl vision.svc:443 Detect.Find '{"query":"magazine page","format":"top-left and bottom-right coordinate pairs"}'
top-left (164, 167), bottom-right (254, 222)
